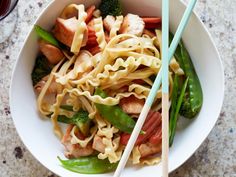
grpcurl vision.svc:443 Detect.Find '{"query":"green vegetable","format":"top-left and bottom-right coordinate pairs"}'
top-left (58, 109), bottom-right (91, 136)
top-left (99, 0), bottom-right (122, 18)
top-left (34, 25), bottom-right (60, 47)
top-left (95, 88), bottom-right (136, 133)
top-left (169, 76), bottom-right (189, 146)
top-left (170, 33), bottom-right (203, 118)
top-left (60, 105), bottom-right (74, 112)
top-left (31, 56), bottom-right (53, 86)
top-left (58, 156), bottom-right (118, 174)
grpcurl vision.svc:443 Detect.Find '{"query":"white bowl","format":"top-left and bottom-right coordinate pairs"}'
top-left (10, 0), bottom-right (224, 176)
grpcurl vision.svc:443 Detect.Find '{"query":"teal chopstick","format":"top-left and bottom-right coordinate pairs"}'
top-left (161, 0), bottom-right (169, 176)
top-left (162, 0), bottom-right (169, 95)
top-left (146, 0), bottom-right (197, 106)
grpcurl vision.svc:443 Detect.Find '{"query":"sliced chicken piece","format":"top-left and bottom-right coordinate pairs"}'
top-left (119, 95), bottom-right (144, 114)
top-left (53, 17), bottom-right (78, 47)
top-left (38, 40), bottom-right (64, 64)
top-left (53, 17), bottom-right (88, 47)
top-left (64, 143), bottom-right (94, 159)
top-left (139, 142), bottom-right (162, 158)
top-left (119, 13), bottom-right (145, 36)
top-left (103, 15), bottom-right (116, 32)
top-left (34, 75), bottom-right (60, 94)
top-left (61, 125), bottom-right (94, 159)
top-left (92, 135), bottom-right (106, 153)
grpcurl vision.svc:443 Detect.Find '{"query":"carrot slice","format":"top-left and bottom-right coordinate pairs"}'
top-left (120, 111), bottom-right (162, 145)
top-left (88, 26), bottom-right (96, 36)
top-left (85, 5), bottom-right (96, 23)
top-left (88, 45), bottom-right (101, 55)
top-left (142, 17), bottom-right (162, 24)
top-left (87, 36), bottom-right (98, 45)
top-left (149, 125), bottom-right (162, 144)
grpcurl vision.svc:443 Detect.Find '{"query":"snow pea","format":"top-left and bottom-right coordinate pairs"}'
top-left (94, 88), bottom-right (136, 133)
top-left (170, 33), bottom-right (203, 118)
top-left (169, 76), bottom-right (189, 146)
top-left (58, 156), bottom-right (118, 174)
top-left (34, 25), bottom-right (60, 47)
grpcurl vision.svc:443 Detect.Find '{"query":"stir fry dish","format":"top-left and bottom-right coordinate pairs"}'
top-left (31, 0), bottom-right (203, 174)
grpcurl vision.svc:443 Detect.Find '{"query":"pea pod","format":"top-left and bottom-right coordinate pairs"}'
top-left (170, 33), bottom-right (203, 118)
top-left (169, 76), bottom-right (189, 146)
top-left (34, 25), bottom-right (60, 47)
top-left (95, 88), bottom-right (136, 133)
top-left (58, 156), bottom-right (118, 174)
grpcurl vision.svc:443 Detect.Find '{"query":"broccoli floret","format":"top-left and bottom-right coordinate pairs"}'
top-left (99, 0), bottom-right (122, 18)
top-left (57, 109), bottom-right (91, 136)
top-left (31, 56), bottom-right (53, 86)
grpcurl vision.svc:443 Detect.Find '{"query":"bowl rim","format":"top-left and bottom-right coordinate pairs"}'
top-left (9, 0), bottom-right (225, 176)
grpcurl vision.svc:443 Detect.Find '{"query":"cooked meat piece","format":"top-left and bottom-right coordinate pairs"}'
top-left (92, 135), bottom-right (106, 153)
top-left (139, 142), bottom-right (161, 157)
top-left (53, 17), bottom-right (88, 48)
top-left (119, 95), bottom-right (144, 114)
top-left (61, 125), bottom-right (94, 158)
top-left (64, 143), bottom-right (94, 159)
top-left (34, 75), bottom-right (59, 94)
top-left (38, 40), bottom-right (64, 64)
top-left (53, 17), bottom-right (78, 47)
top-left (119, 13), bottom-right (145, 36)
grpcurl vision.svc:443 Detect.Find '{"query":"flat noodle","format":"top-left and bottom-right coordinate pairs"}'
top-left (131, 146), bottom-right (141, 164)
top-left (96, 56), bottom-right (161, 86)
top-left (170, 57), bottom-right (184, 75)
top-left (110, 16), bottom-right (123, 38)
top-left (128, 84), bottom-right (162, 99)
top-left (94, 17), bottom-right (107, 51)
top-left (54, 55), bottom-right (77, 85)
top-left (70, 125), bottom-right (97, 148)
top-left (155, 30), bottom-right (162, 57)
top-left (66, 92), bottom-right (82, 111)
top-left (97, 136), bottom-right (123, 163)
top-left (37, 60), bottom-right (64, 116)
top-left (60, 4), bottom-right (78, 19)
top-left (97, 124), bottom-right (119, 139)
top-left (141, 156), bottom-right (161, 165)
top-left (66, 88), bottom-right (120, 105)
top-left (71, 5), bottom-right (87, 53)
top-left (56, 51), bottom-right (93, 85)
top-left (78, 96), bottom-right (96, 119)
top-left (51, 89), bottom-right (67, 139)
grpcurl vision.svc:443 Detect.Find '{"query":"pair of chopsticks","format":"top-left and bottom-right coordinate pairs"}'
top-left (114, 0), bottom-right (197, 177)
